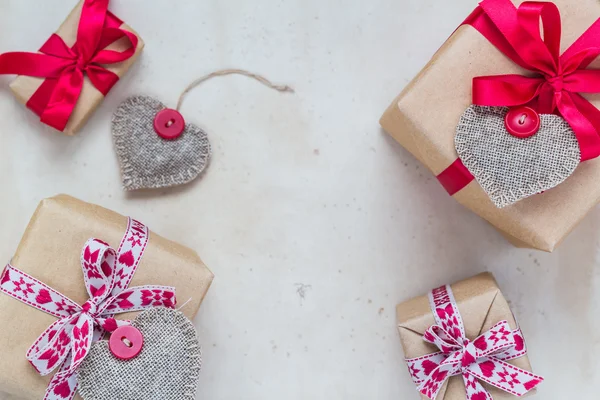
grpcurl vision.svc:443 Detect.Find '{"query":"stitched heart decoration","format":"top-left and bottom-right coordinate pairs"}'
top-left (112, 95), bottom-right (211, 191)
top-left (455, 106), bottom-right (580, 208)
top-left (78, 308), bottom-right (202, 400)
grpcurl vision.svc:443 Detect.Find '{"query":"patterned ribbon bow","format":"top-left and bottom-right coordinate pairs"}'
top-left (0, 218), bottom-right (176, 400)
top-left (406, 285), bottom-right (543, 400)
top-left (0, 0), bottom-right (138, 132)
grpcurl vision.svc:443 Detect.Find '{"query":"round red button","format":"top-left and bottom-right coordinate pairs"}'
top-left (153, 108), bottom-right (185, 140)
top-left (109, 325), bottom-right (144, 360)
top-left (504, 106), bottom-right (540, 139)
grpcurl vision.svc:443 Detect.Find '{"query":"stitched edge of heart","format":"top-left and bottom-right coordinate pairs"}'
top-left (455, 106), bottom-right (580, 208)
top-left (77, 308), bottom-right (202, 400)
top-left (112, 95), bottom-right (212, 191)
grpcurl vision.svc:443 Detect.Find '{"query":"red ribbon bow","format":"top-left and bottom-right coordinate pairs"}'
top-left (0, 0), bottom-right (138, 132)
top-left (438, 0), bottom-right (600, 194)
top-left (471, 0), bottom-right (600, 162)
top-left (406, 285), bottom-right (543, 400)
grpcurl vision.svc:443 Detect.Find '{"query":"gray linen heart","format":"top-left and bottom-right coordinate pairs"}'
top-left (455, 106), bottom-right (580, 208)
top-left (112, 95), bottom-right (211, 191)
top-left (78, 308), bottom-right (202, 400)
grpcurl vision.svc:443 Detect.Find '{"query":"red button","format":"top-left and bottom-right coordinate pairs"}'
top-left (505, 106), bottom-right (540, 138)
top-left (109, 325), bottom-right (144, 360)
top-left (153, 108), bottom-right (185, 140)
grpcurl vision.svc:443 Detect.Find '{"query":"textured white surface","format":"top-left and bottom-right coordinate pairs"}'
top-left (0, 0), bottom-right (598, 399)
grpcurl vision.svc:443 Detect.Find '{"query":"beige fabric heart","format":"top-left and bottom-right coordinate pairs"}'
top-left (78, 308), bottom-right (201, 400)
top-left (112, 95), bottom-right (211, 191)
top-left (455, 106), bottom-right (580, 208)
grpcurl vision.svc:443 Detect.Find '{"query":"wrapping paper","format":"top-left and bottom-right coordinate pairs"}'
top-left (396, 273), bottom-right (534, 400)
top-left (8, 0), bottom-right (144, 135)
top-left (0, 195), bottom-right (213, 400)
top-left (380, 0), bottom-right (600, 252)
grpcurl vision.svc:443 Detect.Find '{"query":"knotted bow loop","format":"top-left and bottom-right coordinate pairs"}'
top-left (0, 0), bottom-right (138, 132)
top-left (470, 0), bottom-right (600, 161)
top-left (405, 285), bottom-right (543, 400)
top-left (0, 218), bottom-right (176, 400)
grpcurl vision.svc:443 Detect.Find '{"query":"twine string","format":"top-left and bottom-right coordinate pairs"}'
top-left (176, 69), bottom-right (295, 111)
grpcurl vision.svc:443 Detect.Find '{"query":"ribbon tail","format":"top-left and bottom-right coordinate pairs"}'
top-left (468, 357), bottom-right (544, 396)
top-left (462, 370), bottom-right (493, 400)
top-left (417, 363), bottom-right (458, 400)
top-left (45, 363), bottom-right (79, 400)
top-left (45, 314), bottom-right (94, 400)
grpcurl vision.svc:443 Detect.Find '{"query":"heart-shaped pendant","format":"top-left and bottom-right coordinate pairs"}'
top-left (455, 106), bottom-right (580, 208)
top-left (78, 308), bottom-right (202, 400)
top-left (112, 95), bottom-right (211, 191)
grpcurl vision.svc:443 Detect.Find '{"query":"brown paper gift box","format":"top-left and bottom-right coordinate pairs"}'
top-left (396, 273), bottom-right (534, 400)
top-left (0, 195), bottom-right (213, 400)
top-left (9, 0), bottom-right (144, 135)
top-left (380, 0), bottom-right (600, 252)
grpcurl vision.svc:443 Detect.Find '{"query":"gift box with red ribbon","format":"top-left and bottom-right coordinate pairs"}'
top-left (0, 195), bottom-right (213, 400)
top-left (397, 273), bottom-right (543, 400)
top-left (380, 0), bottom-right (600, 252)
top-left (0, 0), bottom-right (143, 135)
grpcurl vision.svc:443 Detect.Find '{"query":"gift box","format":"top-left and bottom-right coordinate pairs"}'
top-left (396, 273), bottom-right (542, 400)
top-left (380, 0), bottom-right (600, 252)
top-left (0, 195), bottom-right (213, 400)
top-left (3, 0), bottom-right (144, 135)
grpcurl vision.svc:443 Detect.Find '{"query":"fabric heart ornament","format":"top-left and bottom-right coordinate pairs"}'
top-left (112, 69), bottom-right (293, 191)
top-left (455, 106), bottom-right (580, 208)
top-left (78, 307), bottom-right (201, 400)
top-left (112, 95), bottom-right (211, 191)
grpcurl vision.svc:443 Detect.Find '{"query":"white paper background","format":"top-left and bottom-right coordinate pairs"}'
top-left (0, 0), bottom-right (598, 399)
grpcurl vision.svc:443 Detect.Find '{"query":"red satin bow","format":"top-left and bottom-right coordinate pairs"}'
top-left (0, 0), bottom-right (138, 132)
top-left (471, 0), bottom-right (600, 161)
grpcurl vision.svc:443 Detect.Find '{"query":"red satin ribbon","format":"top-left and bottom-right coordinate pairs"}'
top-left (0, 0), bottom-right (138, 132)
top-left (437, 0), bottom-right (600, 194)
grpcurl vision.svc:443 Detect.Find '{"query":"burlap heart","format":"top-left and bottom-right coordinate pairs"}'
top-left (112, 95), bottom-right (211, 191)
top-left (78, 308), bottom-right (201, 400)
top-left (455, 106), bottom-right (580, 208)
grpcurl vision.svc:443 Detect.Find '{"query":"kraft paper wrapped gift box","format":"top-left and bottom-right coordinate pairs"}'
top-left (380, 0), bottom-right (600, 252)
top-left (397, 273), bottom-right (539, 400)
top-left (0, 195), bottom-right (213, 400)
top-left (8, 0), bottom-right (144, 135)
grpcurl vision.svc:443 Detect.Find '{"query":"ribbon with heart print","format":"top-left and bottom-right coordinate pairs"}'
top-left (405, 285), bottom-right (543, 400)
top-left (0, 218), bottom-right (176, 400)
top-left (0, 0), bottom-right (138, 132)
top-left (437, 0), bottom-right (600, 195)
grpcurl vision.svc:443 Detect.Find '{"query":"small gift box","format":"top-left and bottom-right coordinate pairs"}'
top-left (396, 273), bottom-right (543, 400)
top-left (0, 195), bottom-right (213, 400)
top-left (380, 0), bottom-right (600, 251)
top-left (1, 0), bottom-right (144, 135)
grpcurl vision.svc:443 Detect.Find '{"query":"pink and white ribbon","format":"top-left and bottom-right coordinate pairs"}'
top-left (0, 218), bottom-right (176, 400)
top-left (406, 285), bottom-right (543, 400)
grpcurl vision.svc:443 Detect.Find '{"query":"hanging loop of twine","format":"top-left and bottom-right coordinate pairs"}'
top-left (176, 69), bottom-right (295, 111)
